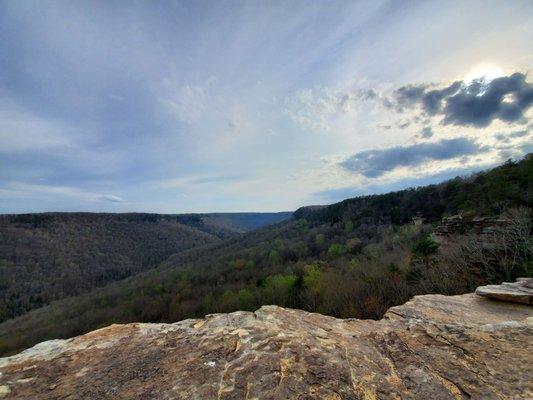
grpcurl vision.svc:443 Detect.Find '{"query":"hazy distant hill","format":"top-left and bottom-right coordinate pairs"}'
top-left (178, 212), bottom-right (293, 233)
top-left (0, 212), bottom-right (292, 324)
top-left (0, 156), bottom-right (530, 356)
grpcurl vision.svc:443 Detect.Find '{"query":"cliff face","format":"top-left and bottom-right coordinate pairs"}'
top-left (0, 288), bottom-right (531, 399)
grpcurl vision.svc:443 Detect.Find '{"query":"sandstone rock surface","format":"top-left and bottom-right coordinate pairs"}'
top-left (0, 291), bottom-right (531, 399)
top-left (475, 278), bottom-right (533, 304)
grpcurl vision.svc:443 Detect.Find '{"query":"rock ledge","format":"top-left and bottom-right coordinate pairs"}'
top-left (0, 284), bottom-right (532, 399)
top-left (475, 277), bottom-right (533, 304)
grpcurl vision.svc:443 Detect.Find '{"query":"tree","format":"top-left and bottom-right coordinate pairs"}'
top-left (219, 290), bottom-right (238, 312)
top-left (412, 236), bottom-right (439, 269)
top-left (237, 288), bottom-right (254, 311)
top-left (327, 243), bottom-right (347, 258)
top-left (302, 264), bottom-right (322, 309)
top-left (260, 274), bottom-right (297, 307)
top-left (412, 236), bottom-right (440, 257)
top-left (463, 207), bottom-right (532, 280)
top-left (268, 250), bottom-right (281, 265)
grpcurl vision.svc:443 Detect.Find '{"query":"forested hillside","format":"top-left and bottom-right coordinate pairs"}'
top-left (186, 212), bottom-right (293, 233)
top-left (0, 156), bottom-right (531, 356)
top-left (0, 212), bottom-right (291, 323)
top-left (295, 157), bottom-right (532, 224)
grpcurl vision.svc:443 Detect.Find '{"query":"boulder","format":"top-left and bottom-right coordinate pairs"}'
top-left (476, 278), bottom-right (533, 304)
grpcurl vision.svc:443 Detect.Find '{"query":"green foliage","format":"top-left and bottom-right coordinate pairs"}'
top-left (327, 243), bottom-right (347, 258)
top-left (406, 267), bottom-right (423, 283)
top-left (151, 283), bottom-right (165, 295)
top-left (387, 262), bottom-right (401, 274)
top-left (237, 288), bottom-right (254, 311)
top-left (522, 260), bottom-right (533, 278)
top-left (412, 236), bottom-right (440, 257)
top-left (290, 241), bottom-right (309, 258)
top-left (230, 258), bottom-right (247, 269)
top-left (303, 264), bottom-right (321, 294)
top-left (261, 274), bottom-right (297, 306)
top-left (219, 290), bottom-right (238, 312)
top-left (268, 249), bottom-right (281, 265)
top-left (344, 221), bottom-right (354, 234)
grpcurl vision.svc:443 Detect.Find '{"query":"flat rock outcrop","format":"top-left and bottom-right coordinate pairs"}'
top-left (476, 277), bottom-right (533, 304)
top-left (0, 288), bottom-right (531, 399)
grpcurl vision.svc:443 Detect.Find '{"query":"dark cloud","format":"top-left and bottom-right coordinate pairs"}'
top-left (395, 81), bottom-right (462, 115)
top-left (494, 128), bottom-right (531, 144)
top-left (395, 85), bottom-right (427, 107)
top-left (340, 138), bottom-right (487, 177)
top-left (392, 73), bottom-right (533, 128)
top-left (443, 73), bottom-right (533, 127)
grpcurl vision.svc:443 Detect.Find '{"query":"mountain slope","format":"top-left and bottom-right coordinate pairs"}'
top-left (185, 211), bottom-right (293, 233)
top-left (0, 156), bottom-right (530, 356)
top-left (295, 156), bottom-right (532, 224)
top-left (0, 213), bottom-right (223, 323)
top-left (0, 212), bottom-right (292, 323)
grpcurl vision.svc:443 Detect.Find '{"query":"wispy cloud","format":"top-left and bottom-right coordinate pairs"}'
top-left (0, 102), bottom-right (75, 152)
top-left (0, 182), bottom-right (124, 204)
top-left (160, 84), bottom-right (208, 124)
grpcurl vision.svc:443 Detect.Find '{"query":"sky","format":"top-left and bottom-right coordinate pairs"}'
top-left (1, 0), bottom-right (532, 213)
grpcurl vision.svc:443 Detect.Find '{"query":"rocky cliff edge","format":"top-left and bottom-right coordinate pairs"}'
top-left (0, 282), bottom-right (532, 399)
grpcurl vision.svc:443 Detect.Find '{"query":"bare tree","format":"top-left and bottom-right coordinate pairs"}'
top-left (435, 207), bottom-right (532, 283)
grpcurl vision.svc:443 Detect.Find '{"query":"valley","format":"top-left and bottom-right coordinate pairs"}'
top-left (0, 156), bottom-right (530, 357)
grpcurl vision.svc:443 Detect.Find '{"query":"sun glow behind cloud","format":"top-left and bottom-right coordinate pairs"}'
top-left (464, 63), bottom-right (505, 83)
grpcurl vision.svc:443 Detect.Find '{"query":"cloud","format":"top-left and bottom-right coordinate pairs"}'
top-left (339, 138), bottom-right (487, 177)
top-left (397, 120), bottom-right (411, 129)
top-left (160, 84), bottom-right (207, 124)
top-left (420, 127), bottom-right (433, 138)
top-left (392, 73), bottom-right (533, 128)
top-left (493, 128), bottom-right (531, 145)
top-left (99, 194), bottom-right (124, 202)
top-left (509, 129), bottom-right (529, 138)
top-left (315, 163), bottom-right (500, 202)
top-left (0, 182), bottom-right (124, 204)
top-left (191, 175), bottom-right (244, 185)
top-left (0, 103), bottom-right (75, 152)
top-left (2, 1), bottom-right (533, 213)
top-left (284, 87), bottom-right (382, 133)
top-left (395, 81), bottom-right (462, 115)
top-left (443, 73), bottom-right (533, 127)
